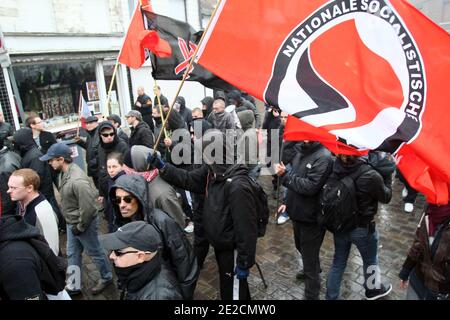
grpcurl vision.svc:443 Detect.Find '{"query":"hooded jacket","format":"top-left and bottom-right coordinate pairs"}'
top-left (135, 93), bottom-right (154, 132)
top-left (200, 96), bottom-right (214, 118)
top-left (97, 121), bottom-right (129, 197)
top-left (13, 128), bottom-right (54, 201)
top-left (159, 163), bottom-right (258, 270)
top-left (282, 142), bottom-right (333, 223)
top-left (129, 121), bottom-right (154, 149)
top-left (129, 146), bottom-right (186, 228)
top-left (207, 110), bottom-right (235, 131)
top-left (0, 215), bottom-right (45, 300)
top-left (176, 96), bottom-right (192, 127)
top-left (109, 174), bottom-right (198, 299)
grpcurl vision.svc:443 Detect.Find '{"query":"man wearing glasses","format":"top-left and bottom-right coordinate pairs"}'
top-left (100, 220), bottom-right (183, 300)
top-left (39, 143), bottom-right (113, 296)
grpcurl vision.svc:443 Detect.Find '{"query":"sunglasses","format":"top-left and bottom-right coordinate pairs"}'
top-left (113, 250), bottom-right (139, 257)
top-left (101, 132), bottom-right (115, 137)
top-left (113, 196), bottom-right (135, 205)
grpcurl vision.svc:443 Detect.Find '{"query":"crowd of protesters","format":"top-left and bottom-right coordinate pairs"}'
top-left (0, 85), bottom-right (449, 302)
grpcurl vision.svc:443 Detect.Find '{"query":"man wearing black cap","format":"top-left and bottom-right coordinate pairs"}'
top-left (75, 116), bottom-right (100, 187)
top-left (207, 92), bottom-right (235, 131)
top-left (107, 114), bottom-right (129, 144)
top-left (125, 110), bottom-right (154, 149)
top-left (101, 221), bottom-right (183, 300)
top-left (40, 143), bottom-right (113, 296)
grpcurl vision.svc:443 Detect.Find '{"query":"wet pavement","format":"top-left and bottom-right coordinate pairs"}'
top-left (63, 174), bottom-right (425, 300)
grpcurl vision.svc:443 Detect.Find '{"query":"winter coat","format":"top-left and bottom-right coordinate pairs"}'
top-left (57, 163), bottom-right (100, 232)
top-left (13, 128), bottom-right (55, 201)
top-left (77, 126), bottom-right (100, 178)
top-left (129, 121), bottom-right (155, 149)
top-left (122, 263), bottom-right (183, 300)
top-left (282, 142), bottom-right (333, 223)
top-left (399, 211), bottom-right (450, 297)
top-left (176, 96), bottom-right (192, 128)
top-left (0, 121), bottom-right (14, 143)
top-left (97, 122), bottom-right (129, 197)
top-left (207, 111), bottom-right (235, 131)
top-left (117, 128), bottom-right (129, 145)
top-left (332, 158), bottom-right (392, 226)
top-left (235, 99), bottom-right (261, 128)
top-left (135, 93), bottom-right (154, 132)
top-left (109, 174), bottom-right (198, 299)
top-left (0, 146), bottom-right (21, 174)
top-left (0, 215), bottom-right (46, 300)
top-left (0, 172), bottom-right (16, 216)
top-left (159, 163), bottom-right (258, 269)
top-left (130, 145), bottom-right (186, 229)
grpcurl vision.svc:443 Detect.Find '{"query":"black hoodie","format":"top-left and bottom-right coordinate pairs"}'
top-left (13, 128), bottom-right (54, 201)
top-left (0, 215), bottom-right (45, 300)
top-left (97, 121), bottom-right (129, 197)
top-left (109, 174), bottom-right (198, 299)
top-left (176, 96), bottom-right (192, 127)
top-left (200, 96), bottom-right (214, 119)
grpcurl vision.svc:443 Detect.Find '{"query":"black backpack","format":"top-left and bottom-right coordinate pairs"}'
top-left (318, 165), bottom-right (371, 234)
top-left (226, 176), bottom-right (269, 237)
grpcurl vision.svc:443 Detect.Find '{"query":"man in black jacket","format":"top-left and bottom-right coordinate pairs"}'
top-left (275, 141), bottom-right (332, 300)
top-left (75, 116), bottom-right (100, 187)
top-left (175, 96), bottom-right (192, 128)
top-left (125, 110), bottom-right (154, 149)
top-left (97, 121), bottom-right (129, 232)
top-left (110, 174), bottom-right (198, 300)
top-left (148, 130), bottom-right (259, 300)
top-left (134, 86), bottom-right (154, 132)
top-left (25, 115), bottom-right (57, 154)
top-left (325, 154), bottom-right (393, 300)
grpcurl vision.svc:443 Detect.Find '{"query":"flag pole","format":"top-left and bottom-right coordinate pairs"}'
top-left (150, 0), bottom-right (223, 161)
top-left (76, 90), bottom-right (83, 137)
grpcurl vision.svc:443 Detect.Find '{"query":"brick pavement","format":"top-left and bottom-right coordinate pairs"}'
top-left (64, 175), bottom-right (424, 300)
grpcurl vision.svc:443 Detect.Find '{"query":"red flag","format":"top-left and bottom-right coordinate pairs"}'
top-left (197, 0), bottom-right (450, 204)
top-left (118, 4), bottom-right (171, 69)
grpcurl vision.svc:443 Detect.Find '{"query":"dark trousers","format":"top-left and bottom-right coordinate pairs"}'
top-left (292, 220), bottom-right (326, 300)
top-left (214, 248), bottom-right (251, 300)
top-left (398, 170), bottom-right (418, 203)
top-left (192, 193), bottom-right (210, 269)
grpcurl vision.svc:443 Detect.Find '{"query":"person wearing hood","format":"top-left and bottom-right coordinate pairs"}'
top-left (236, 109), bottom-right (259, 179)
top-left (200, 96), bottom-right (214, 119)
top-left (40, 143), bottom-right (113, 296)
top-left (175, 96), bottom-right (192, 128)
top-left (12, 128), bottom-right (63, 229)
top-left (399, 202), bottom-right (450, 300)
top-left (207, 92), bottom-right (235, 131)
top-left (101, 221), bottom-right (183, 300)
top-left (324, 154), bottom-right (393, 301)
top-left (227, 90), bottom-right (261, 128)
top-left (275, 141), bottom-right (332, 300)
top-left (125, 110), bottom-right (155, 149)
top-left (147, 130), bottom-right (258, 300)
top-left (0, 215), bottom-right (67, 300)
top-left (0, 136), bottom-right (21, 174)
top-left (109, 174), bottom-right (198, 299)
top-left (75, 115), bottom-right (100, 187)
top-left (125, 145), bottom-right (186, 229)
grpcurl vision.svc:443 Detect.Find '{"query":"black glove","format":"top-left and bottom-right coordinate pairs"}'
top-left (146, 152), bottom-right (166, 170)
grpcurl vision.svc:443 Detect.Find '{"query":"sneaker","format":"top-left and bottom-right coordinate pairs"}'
top-left (91, 279), bottom-right (113, 295)
top-left (402, 187), bottom-right (408, 198)
top-left (404, 203), bottom-right (414, 213)
top-left (184, 222), bottom-right (194, 234)
top-left (365, 283), bottom-right (392, 300)
top-left (277, 212), bottom-right (290, 225)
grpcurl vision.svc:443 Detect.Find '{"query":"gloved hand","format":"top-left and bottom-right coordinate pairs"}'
top-left (234, 266), bottom-right (249, 280)
top-left (146, 152), bottom-right (166, 170)
top-left (71, 225), bottom-right (82, 236)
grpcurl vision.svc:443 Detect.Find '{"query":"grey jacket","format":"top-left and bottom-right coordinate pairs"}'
top-left (57, 163), bottom-right (100, 232)
top-left (130, 145), bottom-right (186, 229)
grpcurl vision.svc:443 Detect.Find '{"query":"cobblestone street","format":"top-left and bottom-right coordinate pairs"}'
top-left (64, 173), bottom-right (424, 301)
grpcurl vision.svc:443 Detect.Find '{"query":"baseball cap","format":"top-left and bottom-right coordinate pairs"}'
top-left (107, 114), bottom-right (121, 126)
top-left (85, 116), bottom-right (99, 123)
top-left (125, 110), bottom-right (142, 121)
top-left (100, 221), bottom-right (161, 252)
top-left (39, 142), bottom-right (72, 161)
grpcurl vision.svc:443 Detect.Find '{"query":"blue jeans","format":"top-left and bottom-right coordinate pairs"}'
top-left (66, 216), bottom-right (112, 288)
top-left (326, 227), bottom-right (379, 300)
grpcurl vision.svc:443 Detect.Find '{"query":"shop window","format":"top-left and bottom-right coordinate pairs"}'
top-left (13, 61), bottom-right (96, 131)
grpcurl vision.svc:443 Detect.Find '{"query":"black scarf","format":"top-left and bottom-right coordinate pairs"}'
top-left (115, 253), bottom-right (161, 296)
